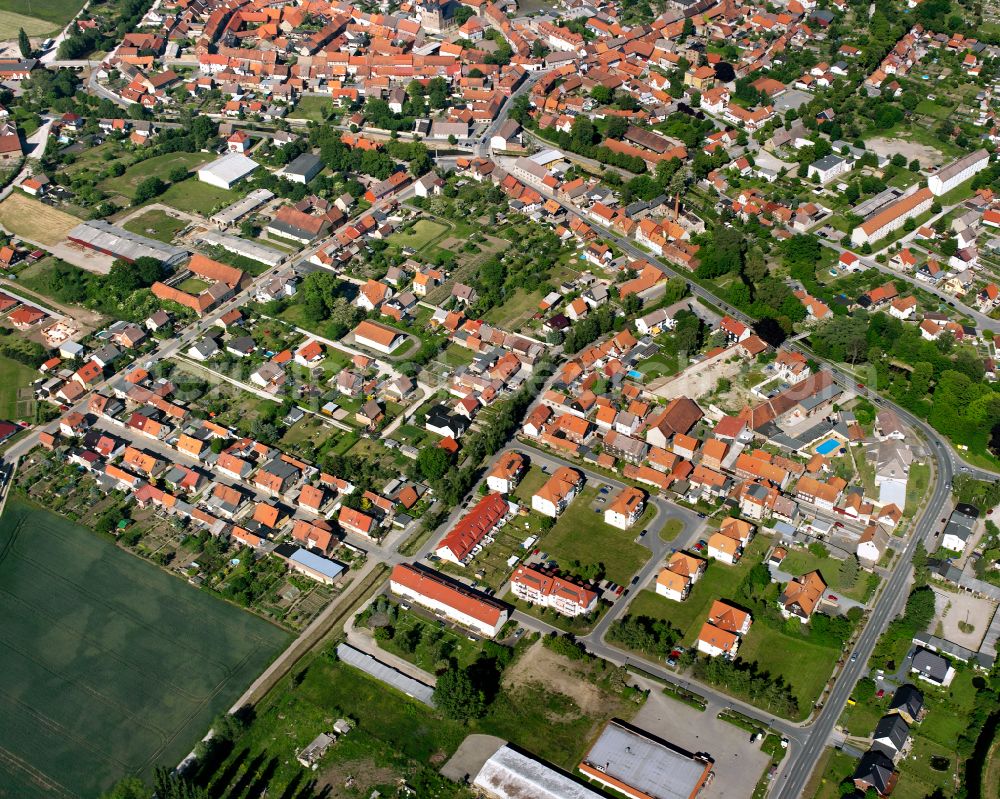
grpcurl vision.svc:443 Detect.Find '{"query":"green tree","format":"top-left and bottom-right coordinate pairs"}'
top-left (839, 555), bottom-right (859, 587)
top-left (101, 777), bottom-right (149, 799)
top-left (855, 676), bottom-right (876, 702)
top-left (133, 176), bottom-right (167, 204)
top-left (417, 445), bottom-right (451, 481)
top-left (433, 666), bottom-right (486, 720)
top-left (18, 28), bottom-right (31, 59)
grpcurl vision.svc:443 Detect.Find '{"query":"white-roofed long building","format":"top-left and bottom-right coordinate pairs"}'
top-left (928, 149), bottom-right (989, 196)
top-left (474, 745), bottom-right (608, 799)
top-left (198, 152), bottom-right (260, 189)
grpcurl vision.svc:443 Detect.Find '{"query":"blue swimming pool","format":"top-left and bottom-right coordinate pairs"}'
top-left (627, 369), bottom-right (643, 379)
top-left (816, 438), bottom-right (841, 456)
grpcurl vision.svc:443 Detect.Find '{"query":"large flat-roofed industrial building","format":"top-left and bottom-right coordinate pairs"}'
top-left (67, 220), bottom-right (188, 266)
top-left (579, 721), bottom-right (713, 799)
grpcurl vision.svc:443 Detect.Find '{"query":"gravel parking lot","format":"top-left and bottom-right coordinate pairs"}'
top-left (633, 684), bottom-right (772, 799)
top-left (931, 585), bottom-right (996, 650)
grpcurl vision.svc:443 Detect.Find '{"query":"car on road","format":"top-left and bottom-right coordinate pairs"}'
top-left (631, 576), bottom-right (640, 585)
top-left (639, 529), bottom-right (647, 537)
top-left (850, 653), bottom-right (858, 662)
top-left (696, 512), bottom-right (707, 518)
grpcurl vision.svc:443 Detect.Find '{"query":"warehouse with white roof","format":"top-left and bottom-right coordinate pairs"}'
top-left (474, 745), bottom-right (607, 799)
top-left (198, 152), bottom-right (260, 190)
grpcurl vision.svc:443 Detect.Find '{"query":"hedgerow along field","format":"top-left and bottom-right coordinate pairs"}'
top-left (0, 500), bottom-right (290, 797)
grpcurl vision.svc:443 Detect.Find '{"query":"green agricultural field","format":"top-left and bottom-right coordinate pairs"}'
top-left (0, 500), bottom-right (290, 798)
top-left (0, 0), bottom-right (85, 35)
top-left (0, 354), bottom-right (39, 420)
top-left (99, 153), bottom-right (213, 200)
top-left (541, 486), bottom-right (650, 585)
top-left (0, 8), bottom-right (58, 38)
top-left (122, 209), bottom-right (188, 243)
top-left (158, 181), bottom-right (237, 216)
top-left (0, 0), bottom-right (86, 25)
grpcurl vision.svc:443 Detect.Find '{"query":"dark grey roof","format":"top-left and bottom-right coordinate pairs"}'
top-left (911, 648), bottom-right (951, 683)
top-left (283, 152), bottom-right (323, 178)
top-left (888, 684), bottom-right (923, 719)
top-left (872, 714), bottom-right (909, 754)
top-left (852, 750), bottom-right (895, 794)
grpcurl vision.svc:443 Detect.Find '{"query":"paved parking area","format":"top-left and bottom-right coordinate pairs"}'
top-left (773, 89), bottom-right (812, 112)
top-left (633, 684), bottom-right (772, 799)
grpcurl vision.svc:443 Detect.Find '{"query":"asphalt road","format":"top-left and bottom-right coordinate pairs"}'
top-left (816, 235), bottom-right (1000, 333)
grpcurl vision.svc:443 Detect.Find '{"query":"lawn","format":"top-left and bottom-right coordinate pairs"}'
top-left (483, 287), bottom-right (542, 330)
top-left (541, 486), bottom-right (651, 585)
top-left (623, 535), bottom-right (772, 642)
top-left (195, 653), bottom-right (470, 799)
top-left (660, 518), bottom-right (684, 542)
top-left (177, 277), bottom-right (211, 295)
top-left (511, 465), bottom-right (549, 505)
top-left (807, 748), bottom-right (859, 799)
top-left (99, 153), bottom-right (213, 200)
top-left (387, 218), bottom-right (450, 253)
top-left (122, 209), bottom-right (188, 243)
top-left (287, 95), bottom-right (333, 122)
top-left (0, 500), bottom-right (290, 797)
top-left (158, 181), bottom-right (238, 216)
top-left (373, 605), bottom-right (483, 670)
top-left (0, 354), bottom-right (38, 420)
top-left (838, 691), bottom-right (888, 736)
top-left (0, 193), bottom-right (80, 245)
top-left (780, 548), bottom-right (869, 602)
top-left (737, 624), bottom-right (838, 717)
top-left (914, 99), bottom-right (952, 120)
top-left (893, 735), bottom-right (957, 799)
top-left (905, 462), bottom-right (930, 517)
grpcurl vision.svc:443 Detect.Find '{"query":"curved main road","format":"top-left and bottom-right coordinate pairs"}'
top-left (496, 167), bottom-right (998, 797)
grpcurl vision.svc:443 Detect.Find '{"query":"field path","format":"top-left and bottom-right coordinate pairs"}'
top-left (985, 732), bottom-right (1000, 799)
